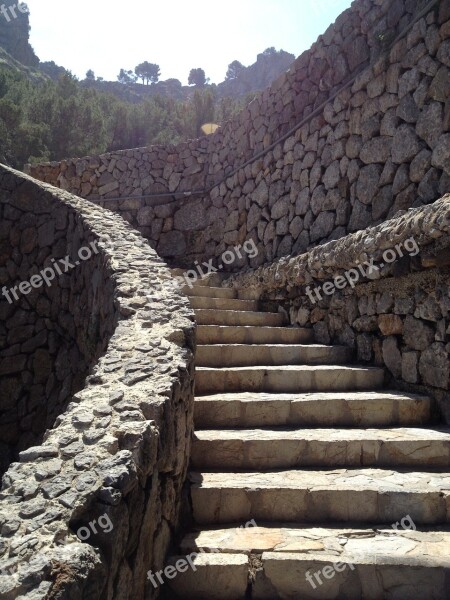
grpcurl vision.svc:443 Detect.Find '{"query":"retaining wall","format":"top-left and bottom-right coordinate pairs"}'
top-left (29, 0), bottom-right (450, 269)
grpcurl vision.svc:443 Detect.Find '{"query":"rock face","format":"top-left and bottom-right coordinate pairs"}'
top-left (216, 49), bottom-right (295, 98)
top-left (0, 3), bottom-right (39, 66)
top-left (0, 165), bottom-right (195, 600)
top-left (29, 0), bottom-right (450, 268)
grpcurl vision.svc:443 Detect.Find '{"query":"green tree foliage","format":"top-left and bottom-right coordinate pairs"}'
top-left (225, 60), bottom-right (244, 81)
top-left (135, 62), bottom-right (160, 85)
top-left (85, 69), bottom-right (95, 81)
top-left (188, 68), bottom-right (206, 87)
top-left (117, 68), bottom-right (137, 84)
top-left (0, 66), bottom-right (245, 168)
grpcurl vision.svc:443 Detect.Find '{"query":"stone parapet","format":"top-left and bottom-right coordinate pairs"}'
top-left (0, 166), bottom-right (195, 599)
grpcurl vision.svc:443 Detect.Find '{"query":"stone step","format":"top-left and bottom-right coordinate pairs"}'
top-left (164, 553), bottom-right (248, 599)
top-left (189, 296), bottom-right (258, 311)
top-left (194, 309), bottom-right (284, 327)
top-left (183, 286), bottom-right (237, 299)
top-left (196, 344), bottom-right (352, 367)
top-left (189, 469), bottom-right (450, 525)
top-left (194, 391), bottom-right (432, 429)
top-left (195, 365), bottom-right (385, 395)
top-left (171, 269), bottom-right (225, 287)
top-left (177, 526), bottom-right (450, 600)
top-left (197, 325), bottom-right (313, 345)
top-left (191, 427), bottom-right (450, 470)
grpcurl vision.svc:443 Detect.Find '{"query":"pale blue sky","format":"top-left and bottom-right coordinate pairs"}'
top-left (26, 0), bottom-right (353, 84)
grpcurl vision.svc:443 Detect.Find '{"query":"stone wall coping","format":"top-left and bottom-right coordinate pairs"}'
top-left (224, 194), bottom-right (450, 292)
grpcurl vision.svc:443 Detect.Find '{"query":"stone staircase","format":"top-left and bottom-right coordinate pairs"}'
top-left (166, 278), bottom-right (450, 599)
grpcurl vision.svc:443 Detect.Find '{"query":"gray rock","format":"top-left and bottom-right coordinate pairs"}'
top-left (360, 137), bottom-right (392, 164)
top-left (271, 196), bottom-right (290, 220)
top-left (19, 446), bottom-right (59, 462)
top-left (392, 125), bottom-right (422, 164)
top-left (419, 343), bottom-right (449, 388)
top-left (428, 66), bottom-right (450, 102)
top-left (311, 185), bottom-right (326, 215)
top-left (418, 168), bottom-right (440, 202)
top-left (396, 94), bottom-right (419, 123)
top-left (345, 136), bottom-right (363, 159)
top-left (431, 134), bottom-right (450, 175)
top-left (382, 336), bottom-right (402, 378)
top-left (174, 200), bottom-right (207, 231)
top-left (410, 149), bottom-right (432, 183)
top-left (416, 102), bottom-right (443, 148)
top-left (403, 316), bottom-right (435, 350)
top-left (402, 351), bottom-right (419, 383)
top-left (357, 165), bottom-right (383, 204)
top-left (323, 161), bottom-right (340, 189)
top-left (310, 212), bottom-right (335, 242)
top-left (295, 188), bottom-right (310, 216)
top-left (348, 199), bottom-right (372, 231)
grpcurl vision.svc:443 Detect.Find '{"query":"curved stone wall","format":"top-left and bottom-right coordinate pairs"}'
top-left (0, 166), bottom-right (195, 599)
top-left (225, 193), bottom-right (450, 420)
top-left (29, 0), bottom-right (449, 269)
top-left (0, 171), bottom-right (117, 473)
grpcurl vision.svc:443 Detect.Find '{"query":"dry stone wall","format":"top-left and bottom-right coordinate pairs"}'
top-left (29, 0), bottom-right (450, 269)
top-left (0, 166), bottom-right (196, 600)
top-left (225, 193), bottom-right (450, 421)
top-left (0, 173), bottom-right (116, 474)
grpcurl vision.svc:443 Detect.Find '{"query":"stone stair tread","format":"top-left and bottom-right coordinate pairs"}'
top-left (183, 286), bottom-right (237, 299)
top-left (194, 390), bottom-right (432, 427)
top-left (195, 390), bottom-right (430, 403)
top-left (197, 325), bottom-right (314, 345)
top-left (190, 468), bottom-right (450, 490)
top-left (196, 343), bottom-right (352, 367)
top-left (192, 427), bottom-right (450, 469)
top-left (189, 297), bottom-right (258, 311)
top-left (179, 524), bottom-right (450, 562)
top-left (194, 309), bottom-right (284, 326)
top-left (195, 364), bottom-right (385, 394)
top-left (189, 468), bottom-right (450, 525)
top-left (197, 343), bottom-right (347, 349)
top-left (196, 364), bottom-right (382, 372)
top-left (194, 427), bottom-right (450, 441)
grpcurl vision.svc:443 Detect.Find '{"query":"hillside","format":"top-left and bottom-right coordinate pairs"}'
top-left (0, 3), bottom-right (296, 167)
top-left (80, 48), bottom-right (295, 103)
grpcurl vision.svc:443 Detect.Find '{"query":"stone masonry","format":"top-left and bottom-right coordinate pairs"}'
top-left (225, 193), bottom-right (450, 422)
top-left (29, 0), bottom-right (450, 268)
top-left (2, 0), bottom-right (450, 598)
top-left (0, 166), bottom-right (196, 600)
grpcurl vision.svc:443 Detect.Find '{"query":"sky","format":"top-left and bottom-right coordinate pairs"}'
top-left (25, 0), bottom-right (353, 85)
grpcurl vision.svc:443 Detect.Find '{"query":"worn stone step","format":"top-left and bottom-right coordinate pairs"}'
top-left (178, 526), bottom-right (450, 600)
top-left (171, 270), bottom-right (225, 287)
top-left (164, 553), bottom-right (248, 599)
top-left (191, 427), bottom-right (450, 470)
top-left (197, 325), bottom-right (313, 345)
top-left (189, 469), bottom-right (450, 525)
top-left (194, 309), bottom-right (284, 327)
top-left (196, 344), bottom-right (352, 367)
top-left (194, 391), bottom-right (432, 429)
top-left (195, 365), bottom-right (384, 395)
top-left (189, 296), bottom-right (258, 311)
top-left (183, 286), bottom-right (237, 299)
